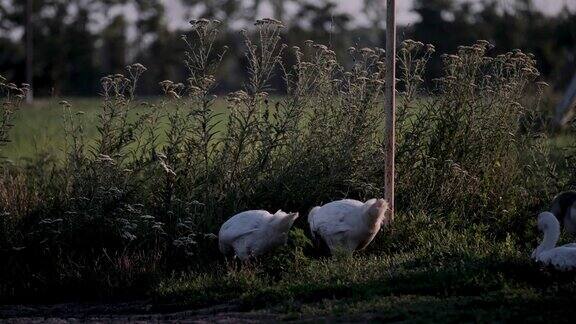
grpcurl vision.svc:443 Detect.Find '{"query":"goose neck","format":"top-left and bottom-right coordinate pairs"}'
top-left (540, 221), bottom-right (560, 252)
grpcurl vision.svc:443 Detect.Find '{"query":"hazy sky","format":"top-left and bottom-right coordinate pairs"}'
top-left (160, 0), bottom-right (576, 29)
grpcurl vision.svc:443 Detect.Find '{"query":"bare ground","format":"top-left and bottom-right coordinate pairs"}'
top-left (0, 301), bottom-right (280, 323)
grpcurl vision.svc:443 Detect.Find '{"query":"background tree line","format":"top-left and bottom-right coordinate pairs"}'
top-left (0, 0), bottom-right (575, 97)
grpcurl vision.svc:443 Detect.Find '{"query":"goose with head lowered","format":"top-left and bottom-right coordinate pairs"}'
top-left (532, 211), bottom-right (576, 271)
top-left (219, 210), bottom-right (299, 261)
top-left (308, 198), bottom-right (390, 255)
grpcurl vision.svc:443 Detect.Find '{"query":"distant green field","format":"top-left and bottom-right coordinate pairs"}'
top-left (4, 97), bottom-right (575, 164)
top-left (3, 98), bottom-right (231, 162)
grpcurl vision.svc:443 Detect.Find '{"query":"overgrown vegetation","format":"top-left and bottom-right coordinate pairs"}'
top-left (1, 19), bottom-right (575, 319)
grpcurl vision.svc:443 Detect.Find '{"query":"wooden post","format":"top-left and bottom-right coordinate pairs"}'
top-left (25, 0), bottom-right (34, 103)
top-left (385, 0), bottom-right (396, 223)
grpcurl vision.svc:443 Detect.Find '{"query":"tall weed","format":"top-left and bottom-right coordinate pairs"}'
top-left (0, 77), bottom-right (28, 246)
top-left (396, 41), bottom-right (554, 237)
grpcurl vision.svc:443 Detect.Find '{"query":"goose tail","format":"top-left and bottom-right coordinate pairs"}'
top-left (308, 206), bottom-right (321, 239)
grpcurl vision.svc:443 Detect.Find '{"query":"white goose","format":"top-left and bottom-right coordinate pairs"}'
top-left (308, 198), bottom-right (390, 255)
top-left (218, 210), bottom-right (299, 261)
top-left (532, 211), bottom-right (576, 271)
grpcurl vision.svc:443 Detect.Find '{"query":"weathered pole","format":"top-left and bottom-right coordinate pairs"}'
top-left (25, 0), bottom-right (34, 103)
top-left (384, 0), bottom-right (396, 223)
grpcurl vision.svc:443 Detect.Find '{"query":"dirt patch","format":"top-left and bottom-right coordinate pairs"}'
top-left (0, 301), bottom-right (280, 323)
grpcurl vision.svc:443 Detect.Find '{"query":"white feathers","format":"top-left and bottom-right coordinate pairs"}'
top-left (308, 198), bottom-right (390, 254)
top-left (218, 198), bottom-right (390, 260)
top-left (218, 210), bottom-right (299, 261)
top-left (532, 212), bottom-right (576, 271)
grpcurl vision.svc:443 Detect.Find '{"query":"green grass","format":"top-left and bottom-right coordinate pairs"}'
top-left (153, 248), bottom-right (576, 321)
top-left (3, 98), bottom-right (231, 162)
top-left (5, 98), bottom-right (97, 161)
top-left (548, 132), bottom-right (576, 164)
top-left (151, 214), bottom-right (576, 321)
top-left (6, 97), bottom-right (575, 165)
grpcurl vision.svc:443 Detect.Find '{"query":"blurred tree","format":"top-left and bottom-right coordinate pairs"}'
top-left (0, 0), bottom-right (574, 96)
top-left (363, 0), bottom-right (386, 44)
top-left (65, 5), bottom-right (99, 95)
top-left (101, 15), bottom-right (128, 77)
top-left (180, 0), bottom-right (245, 28)
top-left (473, 0), bottom-right (574, 87)
top-left (269, 0), bottom-right (286, 22)
top-left (0, 0), bottom-right (120, 95)
top-left (412, 0), bottom-right (461, 53)
top-left (25, 0), bottom-right (33, 102)
top-left (0, 37), bottom-right (23, 83)
top-left (409, 0), bottom-right (576, 87)
top-left (134, 0), bottom-right (183, 94)
top-left (554, 7), bottom-right (576, 88)
top-left (292, 0), bottom-right (350, 45)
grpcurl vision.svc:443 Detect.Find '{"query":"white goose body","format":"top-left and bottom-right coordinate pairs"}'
top-left (219, 210), bottom-right (298, 261)
top-left (532, 212), bottom-right (576, 271)
top-left (308, 198), bottom-right (390, 254)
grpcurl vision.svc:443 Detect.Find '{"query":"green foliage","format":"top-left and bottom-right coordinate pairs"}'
top-left (0, 19), bottom-right (571, 310)
top-left (0, 76), bottom-right (27, 247)
top-left (0, 76), bottom-right (27, 159)
top-left (395, 40), bottom-right (556, 238)
top-left (154, 214), bottom-right (576, 318)
top-left (563, 120), bottom-right (576, 189)
top-left (257, 227), bottom-right (313, 277)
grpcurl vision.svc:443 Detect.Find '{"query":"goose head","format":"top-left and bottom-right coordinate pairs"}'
top-left (268, 210), bottom-right (299, 245)
top-left (364, 199), bottom-right (390, 229)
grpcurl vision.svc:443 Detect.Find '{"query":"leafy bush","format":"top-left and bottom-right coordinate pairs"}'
top-left (0, 20), bottom-right (564, 301)
top-left (395, 41), bottom-right (554, 235)
top-left (0, 77), bottom-right (28, 247)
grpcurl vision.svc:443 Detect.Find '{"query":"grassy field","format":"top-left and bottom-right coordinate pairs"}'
top-left (4, 98), bottom-right (231, 162)
top-left (149, 213), bottom-right (576, 322)
top-left (6, 97), bottom-right (574, 163)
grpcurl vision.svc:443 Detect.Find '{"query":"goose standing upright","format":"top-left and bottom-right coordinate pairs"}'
top-left (532, 211), bottom-right (576, 271)
top-left (308, 198), bottom-right (390, 255)
top-left (219, 210), bottom-right (299, 261)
